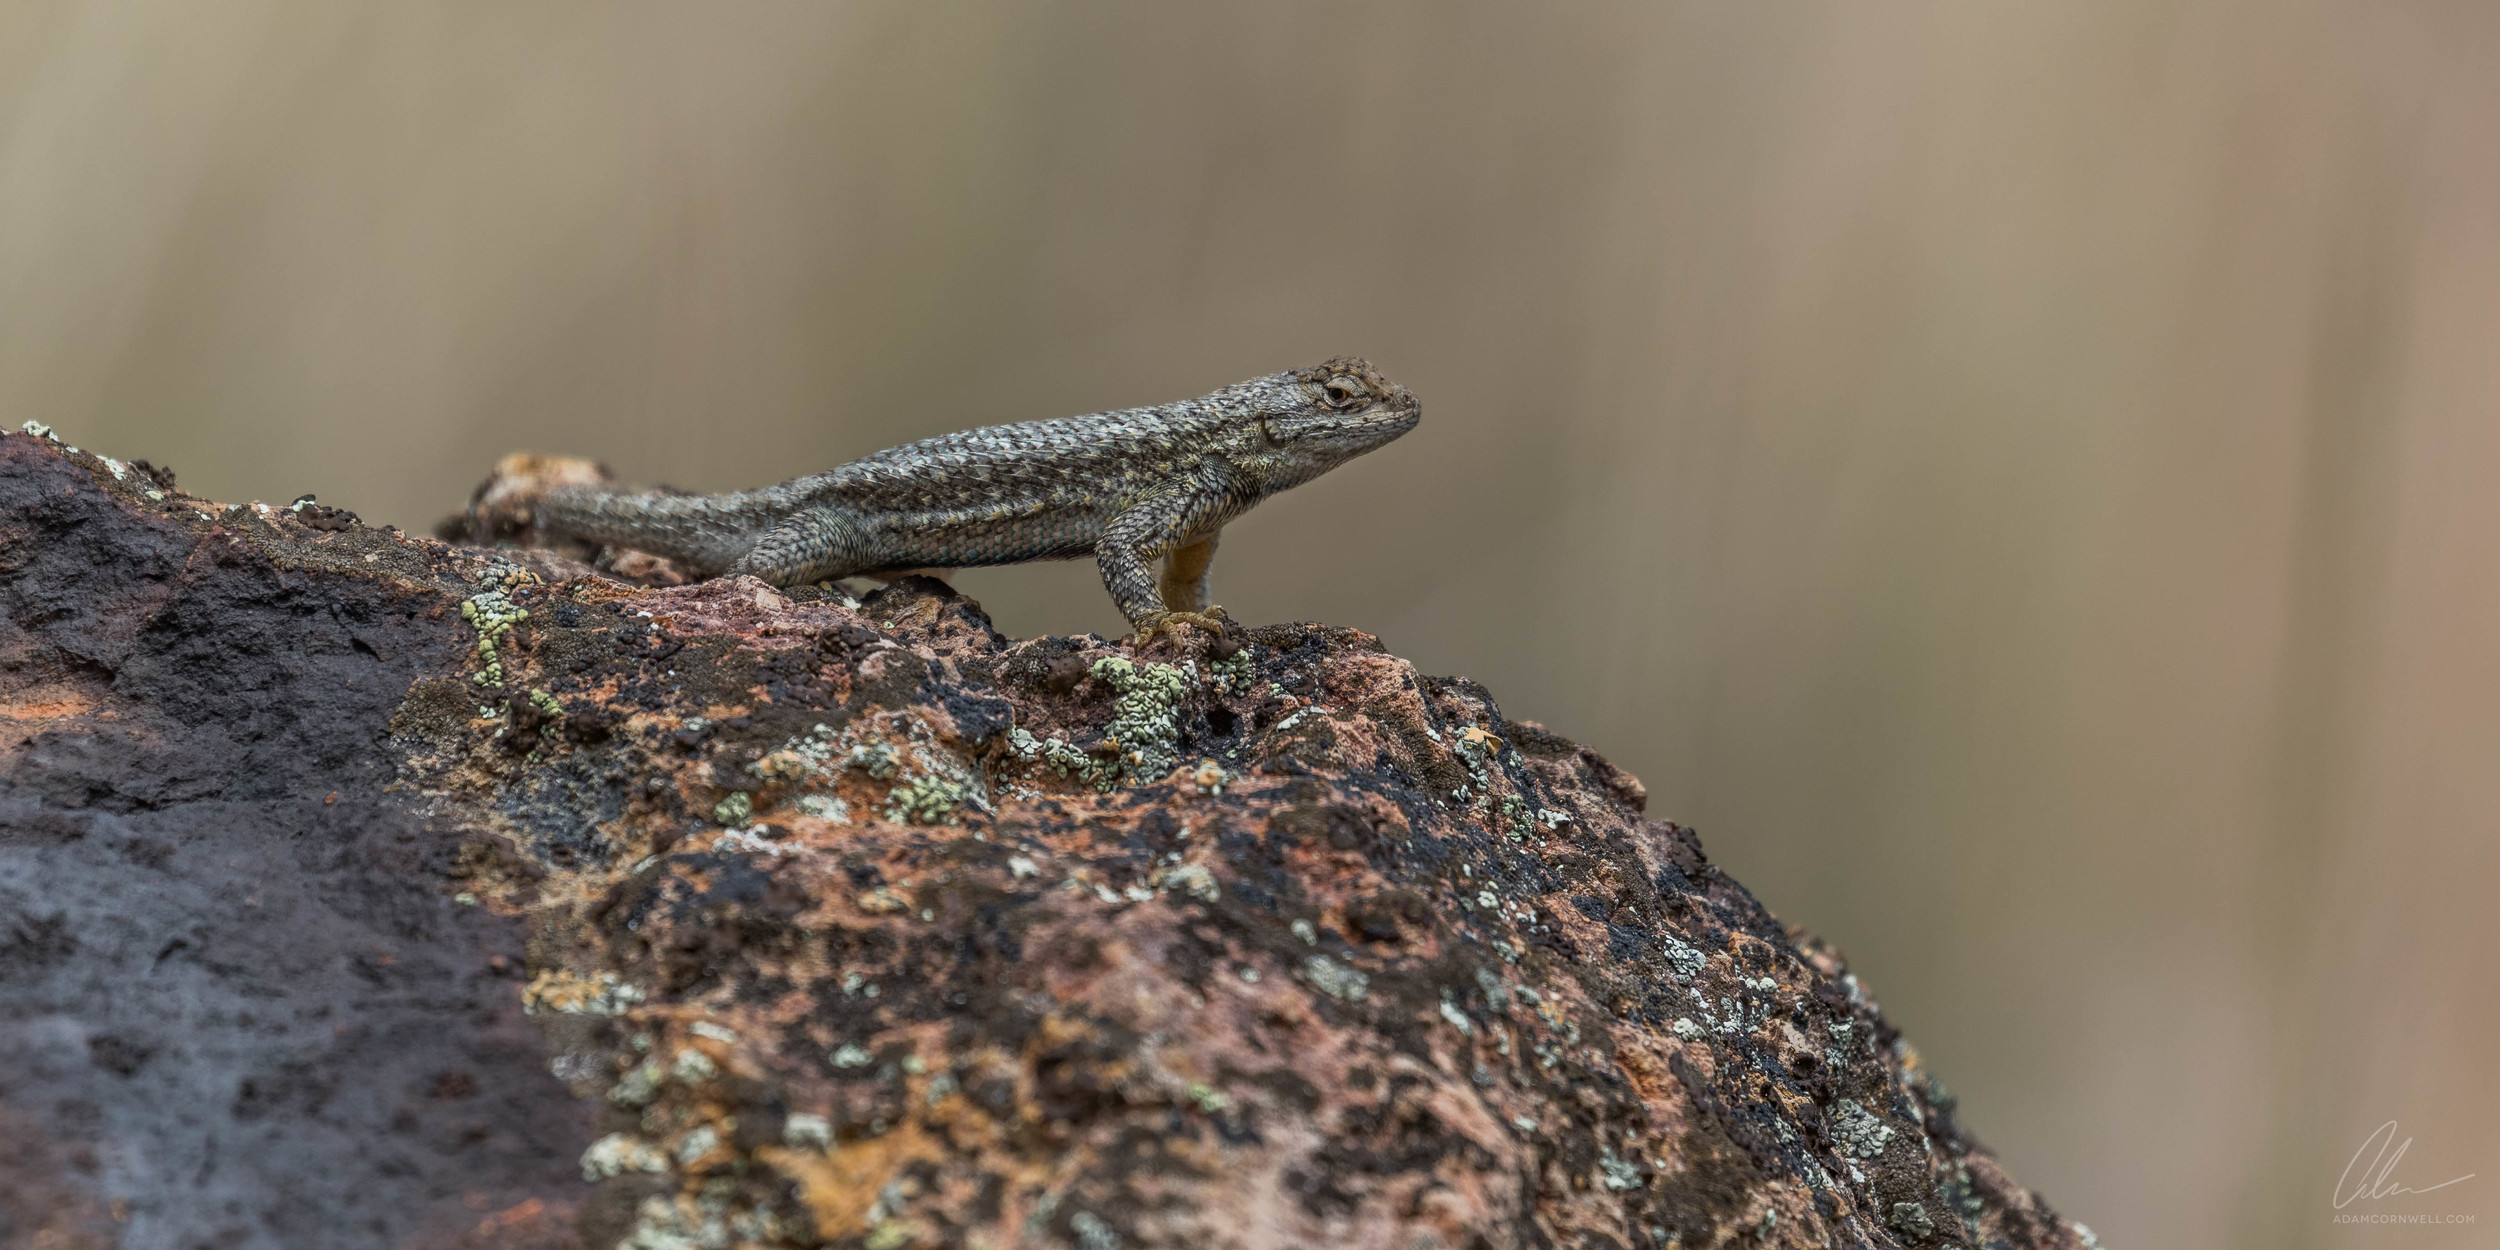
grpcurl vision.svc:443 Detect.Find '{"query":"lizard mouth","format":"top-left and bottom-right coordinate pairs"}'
top-left (1317, 399), bottom-right (1419, 462)
top-left (1313, 373), bottom-right (1420, 457)
top-left (1363, 385), bottom-right (1422, 437)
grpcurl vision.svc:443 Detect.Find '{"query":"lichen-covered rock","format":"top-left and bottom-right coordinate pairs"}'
top-left (0, 430), bottom-right (2095, 1249)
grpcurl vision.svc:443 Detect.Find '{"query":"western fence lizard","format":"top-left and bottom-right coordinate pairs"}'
top-left (502, 357), bottom-right (1419, 642)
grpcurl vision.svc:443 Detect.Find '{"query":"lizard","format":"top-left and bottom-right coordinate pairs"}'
top-left (497, 357), bottom-right (1420, 643)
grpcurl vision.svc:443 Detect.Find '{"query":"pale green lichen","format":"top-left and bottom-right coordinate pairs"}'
top-left (1826, 1019), bottom-right (1856, 1072)
top-left (1597, 1151), bottom-right (1643, 1191)
top-left (580, 1133), bottom-right (670, 1181)
top-left (1453, 730), bottom-right (1498, 811)
top-left (1474, 966), bottom-right (1513, 1013)
top-left (885, 774), bottom-right (970, 824)
top-left (794, 794), bottom-right (850, 822)
top-left (672, 1123), bottom-right (719, 1166)
top-left (714, 828), bottom-right (794, 857)
top-left (1159, 863), bottom-right (1219, 902)
top-left (865, 1220), bottom-right (924, 1250)
top-left (621, 1191), bottom-right (775, 1250)
top-left (1007, 725), bottom-right (1096, 779)
top-left (783, 1112), bottom-right (833, 1150)
top-left (1068, 1210), bottom-right (1120, 1250)
top-left (844, 741), bottom-right (901, 780)
top-left (1007, 656), bottom-right (1193, 790)
top-left (1095, 655), bottom-right (1190, 782)
top-left (670, 1047), bottom-right (719, 1084)
top-left (1831, 1098), bottom-right (1895, 1159)
top-left (750, 715), bottom-right (982, 825)
top-left (712, 792), bottom-right (753, 826)
top-left (1305, 955), bottom-right (1369, 1002)
top-left (1658, 934), bottom-right (1708, 983)
top-left (1208, 642), bottom-right (1257, 694)
top-left (460, 565), bottom-right (531, 687)
top-left (528, 688), bottom-right (564, 718)
top-left (1888, 1202), bottom-right (1935, 1239)
top-left (750, 723), bottom-right (839, 781)
top-left (609, 1059), bottom-right (664, 1108)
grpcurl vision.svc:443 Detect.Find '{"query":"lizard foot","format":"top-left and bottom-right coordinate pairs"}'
top-left (1132, 606), bottom-right (1232, 651)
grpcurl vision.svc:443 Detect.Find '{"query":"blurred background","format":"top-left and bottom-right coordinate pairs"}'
top-left (6, 3), bottom-right (2497, 1245)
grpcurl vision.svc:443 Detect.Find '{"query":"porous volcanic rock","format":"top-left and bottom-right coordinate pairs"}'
top-left (0, 430), bottom-right (2096, 1250)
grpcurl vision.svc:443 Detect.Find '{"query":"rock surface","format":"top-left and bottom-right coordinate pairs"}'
top-left (0, 430), bottom-right (2096, 1249)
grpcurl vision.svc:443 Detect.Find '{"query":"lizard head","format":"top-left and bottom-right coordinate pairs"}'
top-left (1227, 357), bottom-right (1421, 488)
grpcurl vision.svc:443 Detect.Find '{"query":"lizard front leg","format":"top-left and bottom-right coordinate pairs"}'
top-left (1097, 490), bottom-right (1230, 644)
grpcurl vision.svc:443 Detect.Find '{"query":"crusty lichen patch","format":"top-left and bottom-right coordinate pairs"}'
top-left (1004, 654), bottom-right (1196, 791)
top-left (786, 712), bottom-right (987, 826)
top-left (459, 563), bottom-right (533, 686)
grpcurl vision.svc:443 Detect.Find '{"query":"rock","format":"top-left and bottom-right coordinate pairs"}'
top-left (0, 431), bottom-right (2095, 1249)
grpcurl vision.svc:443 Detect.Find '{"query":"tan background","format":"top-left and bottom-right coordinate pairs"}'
top-left (7, 4), bottom-right (2497, 1246)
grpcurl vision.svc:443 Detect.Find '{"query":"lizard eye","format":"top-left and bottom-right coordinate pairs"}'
top-left (1322, 376), bottom-right (1368, 409)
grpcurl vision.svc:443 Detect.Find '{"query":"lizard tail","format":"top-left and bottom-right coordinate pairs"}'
top-left (536, 486), bottom-right (791, 575)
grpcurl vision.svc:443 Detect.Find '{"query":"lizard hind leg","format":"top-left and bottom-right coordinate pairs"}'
top-left (726, 507), bottom-right (872, 587)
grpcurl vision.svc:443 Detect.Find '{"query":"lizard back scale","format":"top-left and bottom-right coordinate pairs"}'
top-left (528, 357), bottom-right (1420, 640)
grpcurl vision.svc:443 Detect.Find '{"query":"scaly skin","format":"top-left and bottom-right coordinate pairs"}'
top-left (532, 358), bottom-right (1421, 638)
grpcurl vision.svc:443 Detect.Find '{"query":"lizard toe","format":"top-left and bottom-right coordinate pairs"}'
top-left (1131, 610), bottom-right (1230, 651)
